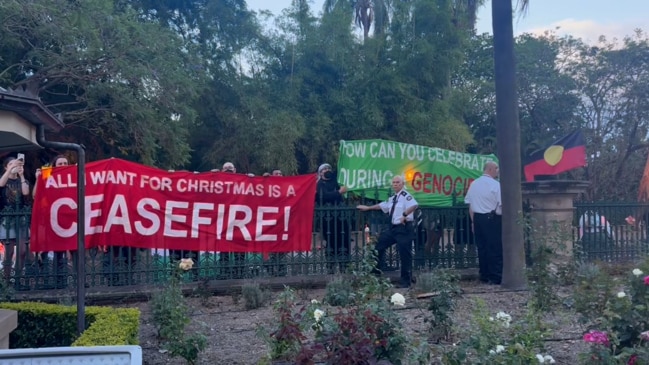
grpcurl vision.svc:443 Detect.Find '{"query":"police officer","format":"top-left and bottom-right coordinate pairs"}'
top-left (464, 161), bottom-right (502, 285)
top-left (357, 175), bottom-right (418, 288)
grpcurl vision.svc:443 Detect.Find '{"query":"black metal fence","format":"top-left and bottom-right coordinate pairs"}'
top-left (0, 201), bottom-right (647, 291)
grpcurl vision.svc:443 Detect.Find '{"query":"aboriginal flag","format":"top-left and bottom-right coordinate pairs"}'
top-left (524, 130), bottom-right (587, 182)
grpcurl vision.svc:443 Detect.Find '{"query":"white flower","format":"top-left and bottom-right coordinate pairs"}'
top-left (633, 268), bottom-right (644, 276)
top-left (391, 293), bottom-right (406, 306)
top-left (496, 311), bottom-right (511, 321)
top-left (489, 349), bottom-right (496, 355)
top-left (178, 258), bottom-right (194, 271)
top-left (496, 311), bottom-right (512, 328)
top-left (313, 309), bottom-right (325, 322)
top-left (536, 354), bottom-right (545, 363)
top-left (617, 291), bottom-right (626, 298)
top-left (311, 299), bottom-right (319, 304)
top-left (495, 345), bottom-right (505, 353)
top-left (544, 355), bottom-right (556, 364)
top-left (488, 316), bottom-right (494, 321)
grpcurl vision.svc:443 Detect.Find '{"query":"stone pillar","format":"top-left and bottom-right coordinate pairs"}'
top-left (0, 309), bottom-right (17, 349)
top-left (521, 180), bottom-right (590, 261)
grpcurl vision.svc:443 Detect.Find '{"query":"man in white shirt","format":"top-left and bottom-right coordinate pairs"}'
top-left (357, 176), bottom-right (419, 288)
top-left (464, 161), bottom-right (503, 285)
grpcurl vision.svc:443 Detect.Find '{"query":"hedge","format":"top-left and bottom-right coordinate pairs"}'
top-left (0, 302), bottom-right (140, 348)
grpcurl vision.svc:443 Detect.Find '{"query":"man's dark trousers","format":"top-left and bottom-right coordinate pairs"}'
top-left (376, 223), bottom-right (414, 287)
top-left (473, 213), bottom-right (503, 284)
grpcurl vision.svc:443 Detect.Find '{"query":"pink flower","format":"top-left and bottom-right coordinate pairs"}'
top-left (626, 216), bottom-right (636, 225)
top-left (641, 331), bottom-right (649, 341)
top-left (628, 354), bottom-right (637, 365)
top-left (583, 331), bottom-right (610, 346)
top-left (645, 276), bottom-right (649, 286)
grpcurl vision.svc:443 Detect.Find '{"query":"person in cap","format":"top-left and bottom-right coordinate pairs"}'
top-left (217, 161), bottom-right (245, 278)
top-left (222, 162), bottom-right (236, 173)
top-left (315, 163), bottom-right (350, 274)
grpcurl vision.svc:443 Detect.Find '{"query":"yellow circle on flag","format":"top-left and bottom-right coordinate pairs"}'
top-left (544, 145), bottom-right (564, 166)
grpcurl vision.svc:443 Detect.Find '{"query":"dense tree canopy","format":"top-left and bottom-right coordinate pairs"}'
top-left (0, 0), bottom-right (199, 167)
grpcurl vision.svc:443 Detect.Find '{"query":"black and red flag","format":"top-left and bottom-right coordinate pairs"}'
top-left (524, 130), bottom-right (587, 182)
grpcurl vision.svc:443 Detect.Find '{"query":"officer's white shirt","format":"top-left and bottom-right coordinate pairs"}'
top-left (464, 174), bottom-right (502, 215)
top-left (379, 189), bottom-right (418, 225)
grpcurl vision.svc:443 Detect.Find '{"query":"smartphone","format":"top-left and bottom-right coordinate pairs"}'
top-left (16, 153), bottom-right (25, 162)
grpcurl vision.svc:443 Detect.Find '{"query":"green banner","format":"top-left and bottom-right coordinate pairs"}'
top-left (337, 139), bottom-right (498, 207)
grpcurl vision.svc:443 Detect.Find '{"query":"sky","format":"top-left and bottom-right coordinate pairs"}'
top-left (246, 0), bottom-right (649, 43)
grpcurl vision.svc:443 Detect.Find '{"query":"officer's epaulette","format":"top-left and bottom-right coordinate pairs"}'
top-left (400, 191), bottom-right (407, 196)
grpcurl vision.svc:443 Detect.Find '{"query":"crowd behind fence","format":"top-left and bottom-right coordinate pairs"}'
top-left (0, 201), bottom-right (647, 291)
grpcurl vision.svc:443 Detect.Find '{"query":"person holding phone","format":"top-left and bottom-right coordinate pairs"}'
top-left (0, 155), bottom-right (31, 286)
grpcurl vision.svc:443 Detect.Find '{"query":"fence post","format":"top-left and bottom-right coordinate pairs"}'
top-left (521, 180), bottom-right (590, 263)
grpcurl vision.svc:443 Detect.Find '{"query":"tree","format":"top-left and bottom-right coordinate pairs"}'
top-left (0, 0), bottom-right (201, 167)
top-left (323, 0), bottom-right (391, 42)
top-left (564, 32), bottom-right (649, 200)
top-left (492, 0), bottom-right (527, 289)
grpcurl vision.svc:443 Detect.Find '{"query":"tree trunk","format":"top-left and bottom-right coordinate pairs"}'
top-left (492, 0), bottom-right (526, 289)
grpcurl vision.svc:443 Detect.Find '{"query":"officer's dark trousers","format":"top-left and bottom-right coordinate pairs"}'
top-left (376, 223), bottom-right (414, 287)
top-left (473, 213), bottom-right (503, 284)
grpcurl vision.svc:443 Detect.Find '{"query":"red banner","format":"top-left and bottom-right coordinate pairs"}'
top-left (30, 159), bottom-right (316, 252)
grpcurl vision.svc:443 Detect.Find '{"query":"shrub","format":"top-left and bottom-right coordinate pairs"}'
top-left (150, 258), bottom-right (206, 365)
top-left (578, 261), bottom-right (649, 364)
top-left (442, 300), bottom-right (551, 365)
top-left (241, 282), bottom-right (268, 310)
top-left (324, 276), bottom-right (354, 307)
top-left (413, 270), bottom-right (460, 341)
top-left (0, 302), bottom-right (139, 348)
top-left (261, 252), bottom-right (409, 365)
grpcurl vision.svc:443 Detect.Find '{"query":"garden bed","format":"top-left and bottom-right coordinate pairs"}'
top-left (133, 280), bottom-right (592, 364)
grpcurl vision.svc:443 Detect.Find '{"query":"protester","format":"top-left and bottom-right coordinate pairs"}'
top-left (316, 163), bottom-right (350, 274)
top-left (267, 168), bottom-right (287, 276)
top-left (578, 210), bottom-right (613, 260)
top-left (34, 154), bottom-right (70, 288)
top-left (357, 175), bottom-right (418, 288)
top-left (0, 155), bottom-right (31, 287)
top-left (464, 161), bottom-right (502, 285)
top-left (218, 161), bottom-right (245, 278)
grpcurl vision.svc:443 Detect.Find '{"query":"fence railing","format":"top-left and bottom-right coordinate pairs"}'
top-left (0, 202), bottom-right (647, 292)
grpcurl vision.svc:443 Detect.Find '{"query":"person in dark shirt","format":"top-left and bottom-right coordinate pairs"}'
top-left (0, 156), bottom-right (31, 284)
top-left (315, 163), bottom-right (350, 274)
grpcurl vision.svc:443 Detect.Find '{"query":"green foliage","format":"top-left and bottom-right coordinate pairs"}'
top-left (324, 277), bottom-right (355, 307)
top-left (413, 270), bottom-right (461, 341)
top-left (150, 263), bottom-right (206, 364)
top-left (577, 259), bottom-right (649, 364)
top-left (0, 279), bottom-right (14, 302)
top-left (442, 300), bottom-right (551, 365)
top-left (572, 262), bottom-right (616, 324)
top-left (167, 333), bottom-right (208, 365)
top-left (72, 309), bottom-right (140, 346)
top-left (527, 243), bottom-right (561, 311)
top-left (0, 0), bottom-right (200, 167)
top-left (241, 282), bottom-right (268, 310)
top-left (324, 249), bottom-right (392, 307)
top-left (260, 253), bottom-right (410, 364)
top-left (150, 273), bottom-right (189, 341)
top-left (0, 302), bottom-right (139, 348)
top-left (258, 287), bottom-right (306, 362)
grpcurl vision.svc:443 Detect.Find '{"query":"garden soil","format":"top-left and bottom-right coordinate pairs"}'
top-left (132, 280), bottom-right (589, 364)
